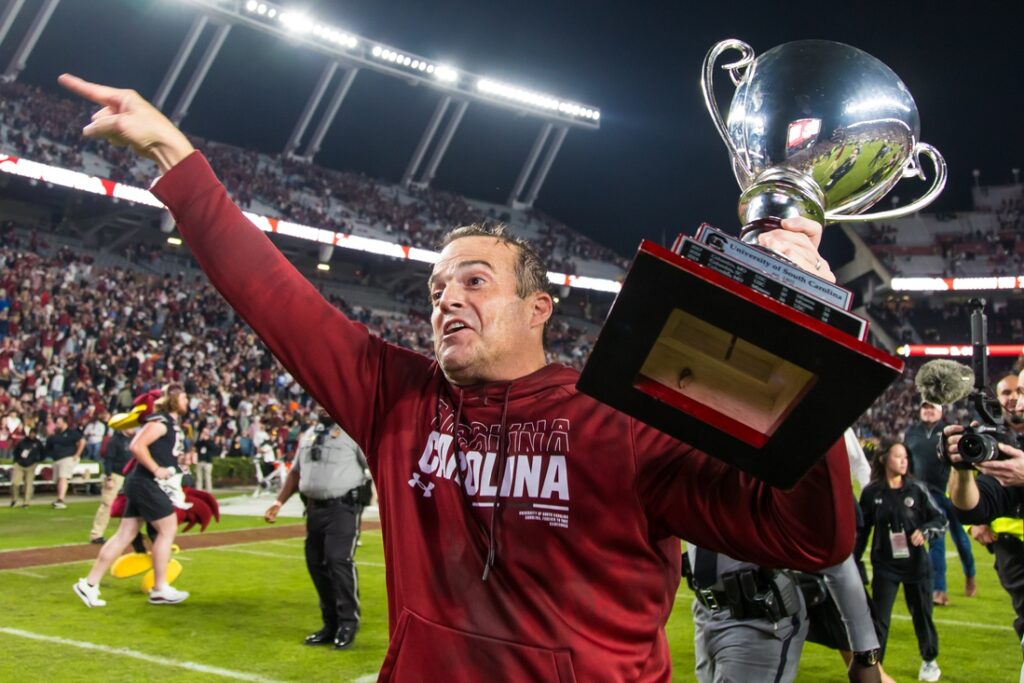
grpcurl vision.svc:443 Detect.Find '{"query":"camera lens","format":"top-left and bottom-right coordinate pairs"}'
top-left (959, 432), bottom-right (996, 464)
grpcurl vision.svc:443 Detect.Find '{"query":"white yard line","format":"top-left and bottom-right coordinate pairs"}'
top-left (0, 558), bottom-right (91, 571)
top-left (0, 627), bottom-right (287, 683)
top-left (891, 614), bottom-right (1014, 633)
top-left (202, 547), bottom-right (298, 560)
top-left (6, 569), bottom-right (46, 579)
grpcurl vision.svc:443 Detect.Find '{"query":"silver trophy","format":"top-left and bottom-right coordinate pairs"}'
top-left (702, 39), bottom-right (947, 239)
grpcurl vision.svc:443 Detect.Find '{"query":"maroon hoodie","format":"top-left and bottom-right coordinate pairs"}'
top-left (153, 152), bottom-right (854, 682)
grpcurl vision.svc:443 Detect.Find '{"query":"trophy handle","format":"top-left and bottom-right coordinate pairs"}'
top-left (701, 39), bottom-right (756, 184)
top-left (825, 142), bottom-right (948, 222)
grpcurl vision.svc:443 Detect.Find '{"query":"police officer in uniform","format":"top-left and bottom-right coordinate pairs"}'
top-left (265, 410), bottom-right (369, 650)
top-left (686, 545), bottom-right (808, 682)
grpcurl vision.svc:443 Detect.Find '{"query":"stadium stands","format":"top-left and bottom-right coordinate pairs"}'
top-left (0, 221), bottom-right (598, 460)
top-left (0, 81), bottom-right (629, 280)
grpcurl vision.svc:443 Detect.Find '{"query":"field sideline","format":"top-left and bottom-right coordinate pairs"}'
top-left (0, 498), bottom-right (1019, 682)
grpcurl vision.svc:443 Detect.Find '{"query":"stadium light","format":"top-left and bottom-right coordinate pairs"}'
top-left (214, 0), bottom-right (600, 126)
top-left (167, 236), bottom-right (183, 246)
top-left (477, 78), bottom-right (600, 121)
top-left (369, 46), bottom-right (456, 82)
top-left (434, 65), bottom-right (459, 83)
top-left (243, 1), bottom-right (358, 50)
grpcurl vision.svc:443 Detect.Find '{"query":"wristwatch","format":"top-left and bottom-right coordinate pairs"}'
top-left (852, 648), bottom-right (881, 667)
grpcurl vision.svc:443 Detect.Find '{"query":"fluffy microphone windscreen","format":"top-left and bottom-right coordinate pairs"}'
top-left (915, 359), bottom-right (975, 405)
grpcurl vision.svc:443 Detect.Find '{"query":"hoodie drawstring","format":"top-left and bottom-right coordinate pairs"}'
top-left (482, 383), bottom-right (513, 581)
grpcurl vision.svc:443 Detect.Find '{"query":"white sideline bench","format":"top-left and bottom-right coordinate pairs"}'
top-left (0, 461), bottom-right (104, 494)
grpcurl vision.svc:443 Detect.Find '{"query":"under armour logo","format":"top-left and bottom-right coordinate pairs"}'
top-left (408, 472), bottom-right (435, 498)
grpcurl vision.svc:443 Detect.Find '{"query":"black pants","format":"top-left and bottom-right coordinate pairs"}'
top-left (991, 535), bottom-right (1024, 641)
top-left (872, 572), bottom-right (938, 662)
top-left (305, 499), bottom-right (362, 630)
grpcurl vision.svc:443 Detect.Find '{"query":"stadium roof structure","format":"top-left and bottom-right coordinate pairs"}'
top-left (0, 0), bottom-right (600, 210)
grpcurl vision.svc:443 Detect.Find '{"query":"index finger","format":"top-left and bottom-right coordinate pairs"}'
top-left (57, 73), bottom-right (125, 107)
top-left (779, 216), bottom-right (824, 249)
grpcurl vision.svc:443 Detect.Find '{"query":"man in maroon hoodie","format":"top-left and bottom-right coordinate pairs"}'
top-left (59, 74), bottom-right (855, 682)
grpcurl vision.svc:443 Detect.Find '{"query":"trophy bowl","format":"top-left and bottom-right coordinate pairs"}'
top-left (702, 39), bottom-right (947, 234)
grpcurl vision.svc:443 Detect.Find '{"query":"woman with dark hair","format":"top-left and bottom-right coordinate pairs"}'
top-left (854, 440), bottom-right (947, 682)
top-left (74, 384), bottom-right (191, 607)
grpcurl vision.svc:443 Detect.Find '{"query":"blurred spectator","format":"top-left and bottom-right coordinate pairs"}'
top-left (10, 424), bottom-right (43, 507)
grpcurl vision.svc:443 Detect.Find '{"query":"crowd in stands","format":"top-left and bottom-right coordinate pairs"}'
top-left (5, 81), bottom-right (1022, 477)
top-left (868, 294), bottom-right (1024, 346)
top-left (0, 212), bottom-right (1007, 470)
top-left (0, 80), bottom-right (629, 276)
top-left (858, 198), bottom-right (1024, 277)
top-left (0, 222), bottom-right (597, 467)
top-left (854, 358), bottom-right (922, 443)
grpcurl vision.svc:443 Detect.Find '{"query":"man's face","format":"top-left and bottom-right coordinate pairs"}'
top-left (919, 401), bottom-right (942, 424)
top-left (1005, 372), bottom-right (1024, 427)
top-left (428, 237), bottom-right (550, 385)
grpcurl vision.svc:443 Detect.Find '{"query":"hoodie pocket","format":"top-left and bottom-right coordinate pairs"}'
top-left (378, 609), bottom-right (578, 683)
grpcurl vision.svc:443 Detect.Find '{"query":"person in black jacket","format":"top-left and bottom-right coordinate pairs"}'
top-left (903, 400), bottom-right (976, 605)
top-left (10, 425), bottom-right (43, 507)
top-left (855, 441), bottom-right (948, 682)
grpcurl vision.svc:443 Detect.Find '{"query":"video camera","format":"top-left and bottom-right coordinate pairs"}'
top-left (956, 299), bottom-right (1021, 466)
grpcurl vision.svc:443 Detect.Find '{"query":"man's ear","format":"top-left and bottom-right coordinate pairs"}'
top-left (530, 291), bottom-right (554, 329)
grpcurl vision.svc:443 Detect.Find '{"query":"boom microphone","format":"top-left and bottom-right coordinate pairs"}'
top-left (915, 359), bottom-right (975, 405)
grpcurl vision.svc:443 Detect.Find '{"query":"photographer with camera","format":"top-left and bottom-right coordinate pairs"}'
top-left (946, 369), bottom-right (1024, 645)
top-left (964, 372), bottom-right (1024, 643)
top-left (930, 300), bottom-right (1024, 678)
top-left (264, 408), bottom-right (371, 651)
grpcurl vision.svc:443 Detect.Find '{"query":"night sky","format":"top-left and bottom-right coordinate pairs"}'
top-left (6, 0), bottom-right (1023, 260)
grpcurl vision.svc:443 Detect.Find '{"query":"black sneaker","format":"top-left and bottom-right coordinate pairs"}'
top-left (333, 624), bottom-right (358, 650)
top-left (303, 627), bottom-right (336, 646)
top-left (90, 537), bottom-right (106, 545)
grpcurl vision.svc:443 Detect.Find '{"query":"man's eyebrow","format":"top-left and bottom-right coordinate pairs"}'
top-left (428, 260), bottom-right (495, 289)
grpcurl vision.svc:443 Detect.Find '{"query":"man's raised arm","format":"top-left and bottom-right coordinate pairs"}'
top-left (57, 74), bottom-right (430, 452)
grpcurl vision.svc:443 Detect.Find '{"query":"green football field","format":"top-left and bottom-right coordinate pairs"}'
top-left (0, 499), bottom-right (1019, 682)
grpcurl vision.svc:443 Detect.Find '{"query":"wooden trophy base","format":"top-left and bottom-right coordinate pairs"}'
top-left (577, 239), bottom-right (902, 489)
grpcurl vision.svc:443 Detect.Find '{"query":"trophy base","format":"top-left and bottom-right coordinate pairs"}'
top-left (577, 239), bottom-right (902, 489)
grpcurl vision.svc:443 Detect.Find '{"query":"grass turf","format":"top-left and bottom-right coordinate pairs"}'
top-left (0, 502), bottom-right (1019, 681)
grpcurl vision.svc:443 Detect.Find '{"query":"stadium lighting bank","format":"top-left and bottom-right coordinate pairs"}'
top-left (186, 0), bottom-right (600, 129)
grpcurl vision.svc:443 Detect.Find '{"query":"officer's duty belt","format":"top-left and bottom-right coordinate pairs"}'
top-left (308, 489), bottom-right (363, 507)
top-left (692, 569), bottom-right (801, 622)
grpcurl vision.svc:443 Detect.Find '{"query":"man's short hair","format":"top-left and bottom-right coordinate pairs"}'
top-left (439, 223), bottom-right (549, 299)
